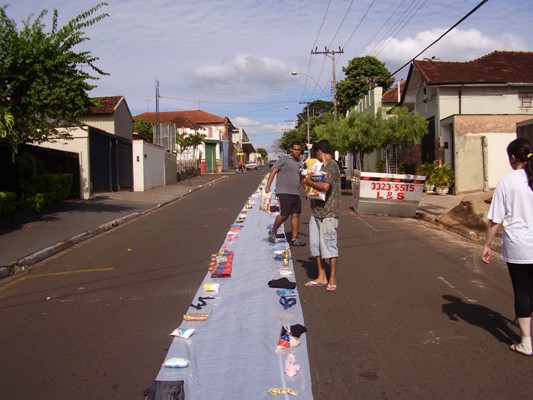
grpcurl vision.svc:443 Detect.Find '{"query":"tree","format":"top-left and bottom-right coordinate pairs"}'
top-left (133, 118), bottom-right (154, 142)
top-left (188, 131), bottom-right (207, 160)
top-left (175, 133), bottom-right (191, 160)
top-left (336, 56), bottom-right (395, 115)
top-left (0, 3), bottom-right (109, 156)
top-left (256, 147), bottom-right (268, 163)
top-left (296, 100), bottom-right (333, 129)
top-left (277, 128), bottom-right (305, 152)
top-left (315, 107), bottom-right (428, 169)
top-left (279, 103), bottom-right (335, 152)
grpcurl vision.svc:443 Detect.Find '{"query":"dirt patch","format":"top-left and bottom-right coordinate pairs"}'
top-left (446, 192), bottom-right (492, 231)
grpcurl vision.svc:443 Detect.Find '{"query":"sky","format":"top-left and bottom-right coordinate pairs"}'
top-left (5, 0), bottom-right (533, 156)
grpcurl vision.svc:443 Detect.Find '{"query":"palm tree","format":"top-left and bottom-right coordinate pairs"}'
top-left (188, 131), bottom-right (207, 160)
top-left (175, 133), bottom-right (191, 161)
top-left (0, 110), bottom-right (14, 140)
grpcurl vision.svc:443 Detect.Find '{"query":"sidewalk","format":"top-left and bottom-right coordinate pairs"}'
top-left (416, 189), bottom-right (497, 251)
top-left (0, 173), bottom-right (228, 276)
top-left (0, 177), bottom-right (494, 279)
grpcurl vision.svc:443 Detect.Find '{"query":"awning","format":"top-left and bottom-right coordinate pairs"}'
top-left (242, 142), bottom-right (255, 154)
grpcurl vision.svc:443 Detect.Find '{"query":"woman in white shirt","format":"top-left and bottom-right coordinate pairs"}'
top-left (483, 137), bottom-right (533, 356)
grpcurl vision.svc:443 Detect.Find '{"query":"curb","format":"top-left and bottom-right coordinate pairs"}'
top-left (415, 210), bottom-right (502, 254)
top-left (1, 176), bottom-right (228, 279)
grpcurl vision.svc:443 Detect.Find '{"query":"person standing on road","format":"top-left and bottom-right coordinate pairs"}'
top-left (265, 141), bottom-right (306, 246)
top-left (302, 140), bottom-right (341, 292)
top-left (482, 137), bottom-right (533, 356)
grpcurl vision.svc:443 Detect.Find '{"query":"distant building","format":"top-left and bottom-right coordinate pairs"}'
top-left (134, 110), bottom-right (242, 173)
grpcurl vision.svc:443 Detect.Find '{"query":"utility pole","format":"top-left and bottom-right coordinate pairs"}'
top-left (311, 47), bottom-right (344, 122)
top-left (155, 79), bottom-right (160, 146)
top-left (298, 101), bottom-right (311, 146)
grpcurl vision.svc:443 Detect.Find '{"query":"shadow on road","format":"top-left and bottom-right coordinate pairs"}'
top-left (0, 198), bottom-right (141, 236)
top-left (441, 294), bottom-right (519, 345)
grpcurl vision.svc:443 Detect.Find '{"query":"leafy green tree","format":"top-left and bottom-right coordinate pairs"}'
top-left (133, 118), bottom-right (154, 142)
top-left (279, 104), bottom-right (335, 152)
top-left (256, 147), bottom-right (268, 163)
top-left (296, 100), bottom-right (333, 129)
top-left (0, 3), bottom-right (109, 156)
top-left (316, 107), bottom-right (428, 169)
top-left (381, 106), bottom-right (428, 147)
top-left (277, 129), bottom-right (305, 152)
top-left (336, 56), bottom-right (395, 115)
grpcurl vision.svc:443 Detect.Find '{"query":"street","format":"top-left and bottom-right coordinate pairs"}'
top-left (1, 169), bottom-right (532, 399)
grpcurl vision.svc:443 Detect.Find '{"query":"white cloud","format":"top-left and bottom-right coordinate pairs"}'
top-left (6, 0), bottom-right (533, 154)
top-left (186, 55), bottom-right (291, 88)
top-left (367, 28), bottom-right (531, 76)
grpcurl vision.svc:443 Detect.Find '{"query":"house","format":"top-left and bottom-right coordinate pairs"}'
top-left (35, 96), bottom-right (135, 198)
top-left (133, 110), bottom-right (240, 173)
top-left (38, 96), bottom-right (176, 198)
top-left (401, 51), bottom-right (533, 193)
top-left (350, 80), bottom-right (407, 173)
top-left (232, 127), bottom-right (256, 165)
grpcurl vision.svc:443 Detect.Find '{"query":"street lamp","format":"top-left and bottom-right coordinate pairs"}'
top-left (292, 71), bottom-right (338, 122)
top-left (291, 71), bottom-right (331, 99)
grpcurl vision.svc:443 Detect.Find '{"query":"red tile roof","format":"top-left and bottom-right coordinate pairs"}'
top-left (413, 51), bottom-right (533, 85)
top-left (134, 110), bottom-right (226, 125)
top-left (382, 81), bottom-right (405, 104)
top-left (90, 96), bottom-right (123, 114)
top-left (169, 115), bottom-right (204, 130)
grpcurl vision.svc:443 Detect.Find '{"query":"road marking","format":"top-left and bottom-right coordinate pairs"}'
top-left (356, 216), bottom-right (379, 232)
top-left (0, 268), bottom-right (114, 293)
top-left (438, 276), bottom-right (478, 303)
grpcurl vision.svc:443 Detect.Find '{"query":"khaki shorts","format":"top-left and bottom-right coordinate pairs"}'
top-left (309, 215), bottom-right (338, 259)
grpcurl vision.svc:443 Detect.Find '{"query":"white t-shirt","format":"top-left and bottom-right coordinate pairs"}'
top-left (311, 161), bottom-right (323, 172)
top-left (487, 168), bottom-right (533, 263)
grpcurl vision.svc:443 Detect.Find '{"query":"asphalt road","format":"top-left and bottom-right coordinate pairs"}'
top-left (292, 197), bottom-right (532, 399)
top-left (1, 168), bottom-right (531, 399)
top-left (0, 169), bottom-right (261, 399)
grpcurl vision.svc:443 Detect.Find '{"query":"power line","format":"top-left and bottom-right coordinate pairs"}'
top-left (358, 0), bottom-right (409, 55)
top-left (373, 0), bottom-right (428, 58)
top-left (300, 0), bottom-right (333, 103)
top-left (368, 0), bottom-right (422, 56)
top-left (311, 47), bottom-right (344, 121)
top-left (342, 0), bottom-right (377, 50)
top-left (328, 0), bottom-right (354, 50)
top-left (389, 0), bottom-right (489, 77)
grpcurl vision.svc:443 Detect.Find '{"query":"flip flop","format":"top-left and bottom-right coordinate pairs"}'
top-left (326, 284), bottom-right (337, 292)
top-left (304, 280), bottom-right (325, 287)
top-left (509, 344), bottom-right (533, 357)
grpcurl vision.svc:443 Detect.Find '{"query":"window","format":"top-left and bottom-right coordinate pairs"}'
top-left (519, 92), bottom-right (533, 109)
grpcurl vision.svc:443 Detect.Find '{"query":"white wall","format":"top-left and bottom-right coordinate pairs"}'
top-left (133, 140), bottom-right (165, 191)
top-left (114, 100), bottom-right (133, 139)
top-left (486, 133), bottom-right (516, 188)
top-left (439, 86), bottom-right (533, 119)
top-left (355, 87), bottom-right (383, 114)
top-left (38, 128), bottom-right (91, 199)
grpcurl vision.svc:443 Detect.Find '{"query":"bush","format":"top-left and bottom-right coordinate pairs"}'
top-left (428, 163), bottom-right (454, 187)
top-left (0, 191), bottom-right (17, 216)
top-left (417, 161), bottom-right (438, 178)
top-left (44, 173), bottom-right (73, 204)
top-left (16, 153), bottom-right (73, 212)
